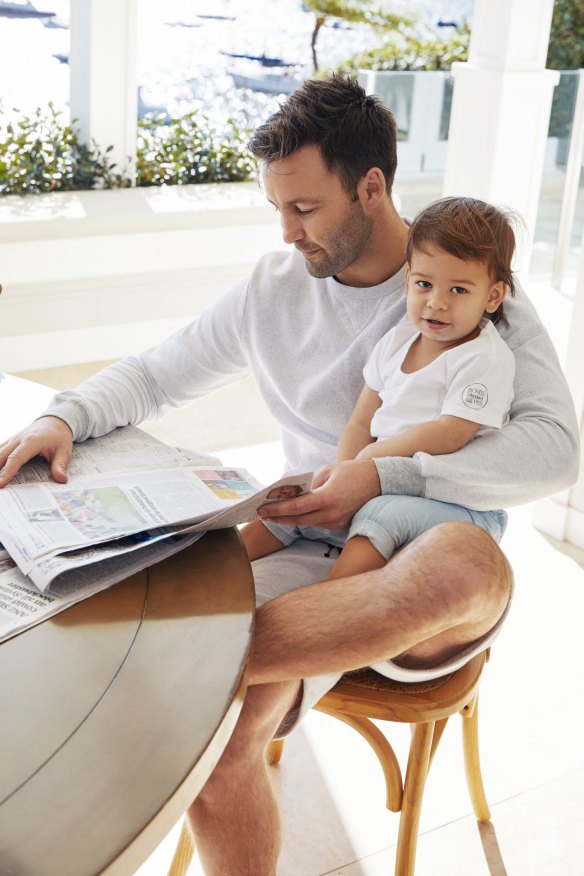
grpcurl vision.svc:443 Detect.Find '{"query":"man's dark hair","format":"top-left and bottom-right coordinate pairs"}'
top-left (248, 74), bottom-right (398, 196)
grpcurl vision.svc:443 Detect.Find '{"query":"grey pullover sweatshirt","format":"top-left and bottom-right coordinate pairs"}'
top-left (43, 249), bottom-right (579, 510)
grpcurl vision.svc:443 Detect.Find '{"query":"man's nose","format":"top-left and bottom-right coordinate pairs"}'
top-left (280, 214), bottom-right (304, 245)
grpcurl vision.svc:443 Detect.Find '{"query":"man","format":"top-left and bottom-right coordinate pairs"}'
top-left (0, 76), bottom-right (579, 873)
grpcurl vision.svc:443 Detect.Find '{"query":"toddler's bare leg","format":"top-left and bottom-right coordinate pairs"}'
top-left (240, 519), bottom-right (285, 561)
top-left (325, 535), bottom-right (386, 580)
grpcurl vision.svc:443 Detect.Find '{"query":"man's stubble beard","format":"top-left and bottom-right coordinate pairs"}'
top-left (304, 202), bottom-right (373, 279)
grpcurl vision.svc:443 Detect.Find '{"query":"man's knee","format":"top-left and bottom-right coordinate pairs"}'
top-left (433, 522), bottom-right (513, 620)
top-left (399, 521), bottom-right (512, 619)
top-left (223, 681), bottom-right (301, 761)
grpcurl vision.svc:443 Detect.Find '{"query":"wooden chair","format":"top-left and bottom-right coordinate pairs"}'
top-left (168, 649), bottom-right (491, 876)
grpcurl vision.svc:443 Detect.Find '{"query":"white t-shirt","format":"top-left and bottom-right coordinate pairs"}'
top-left (364, 319), bottom-right (515, 440)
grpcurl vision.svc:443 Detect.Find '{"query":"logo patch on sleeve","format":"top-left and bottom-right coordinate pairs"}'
top-left (461, 383), bottom-right (488, 409)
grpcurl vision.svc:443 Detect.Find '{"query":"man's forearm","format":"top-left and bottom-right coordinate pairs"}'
top-left (41, 356), bottom-right (160, 441)
top-left (378, 415), bottom-right (579, 511)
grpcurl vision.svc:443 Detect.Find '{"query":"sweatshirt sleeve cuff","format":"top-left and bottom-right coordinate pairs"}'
top-left (373, 456), bottom-right (426, 497)
top-left (38, 395), bottom-right (91, 442)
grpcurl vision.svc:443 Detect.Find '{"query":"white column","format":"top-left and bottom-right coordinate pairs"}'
top-left (533, 232), bottom-right (584, 548)
top-left (443, 0), bottom-right (557, 275)
top-left (69, 0), bottom-right (138, 182)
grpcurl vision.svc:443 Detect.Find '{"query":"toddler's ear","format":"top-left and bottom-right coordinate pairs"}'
top-left (485, 280), bottom-right (506, 313)
top-left (404, 264), bottom-right (410, 294)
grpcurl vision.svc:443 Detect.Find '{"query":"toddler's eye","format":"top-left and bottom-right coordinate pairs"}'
top-left (451, 286), bottom-right (467, 294)
top-left (416, 280), bottom-right (432, 289)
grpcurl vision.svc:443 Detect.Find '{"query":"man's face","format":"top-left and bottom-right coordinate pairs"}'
top-left (263, 144), bottom-right (372, 281)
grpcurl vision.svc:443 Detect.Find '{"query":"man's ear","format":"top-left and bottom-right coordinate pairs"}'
top-left (485, 280), bottom-right (506, 313)
top-left (357, 167), bottom-right (386, 210)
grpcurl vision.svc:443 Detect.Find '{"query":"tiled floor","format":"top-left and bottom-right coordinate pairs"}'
top-left (13, 275), bottom-right (584, 875)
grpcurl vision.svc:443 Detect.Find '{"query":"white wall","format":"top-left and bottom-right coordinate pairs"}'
top-left (0, 183), bottom-right (284, 372)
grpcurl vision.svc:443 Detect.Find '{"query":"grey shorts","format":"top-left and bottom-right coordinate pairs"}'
top-left (251, 536), bottom-right (513, 738)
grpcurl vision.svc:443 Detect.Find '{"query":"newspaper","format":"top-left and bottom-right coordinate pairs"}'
top-left (0, 426), bottom-right (312, 642)
top-left (0, 532), bottom-right (202, 643)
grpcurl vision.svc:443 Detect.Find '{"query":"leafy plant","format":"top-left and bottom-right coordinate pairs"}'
top-left (136, 110), bottom-right (255, 186)
top-left (0, 102), bottom-right (127, 195)
top-left (0, 104), bottom-right (256, 196)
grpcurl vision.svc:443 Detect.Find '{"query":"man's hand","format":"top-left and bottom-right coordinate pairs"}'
top-left (0, 417), bottom-right (73, 487)
top-left (258, 459), bottom-right (380, 530)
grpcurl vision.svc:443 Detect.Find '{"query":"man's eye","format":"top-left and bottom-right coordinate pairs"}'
top-left (295, 207), bottom-right (314, 215)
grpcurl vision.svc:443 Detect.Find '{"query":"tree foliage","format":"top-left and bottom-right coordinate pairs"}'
top-left (324, 23), bottom-right (470, 76)
top-left (303, 0), bottom-right (415, 71)
top-left (304, 0), bottom-right (469, 75)
top-left (546, 0), bottom-right (584, 70)
top-left (545, 0), bottom-right (584, 141)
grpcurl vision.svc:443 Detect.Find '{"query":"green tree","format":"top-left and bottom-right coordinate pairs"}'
top-left (546, 0), bottom-right (584, 70)
top-left (546, 0), bottom-right (584, 143)
top-left (303, 0), bottom-right (415, 72)
top-left (325, 23), bottom-right (470, 76)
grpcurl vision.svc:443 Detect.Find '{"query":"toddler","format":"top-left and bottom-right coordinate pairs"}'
top-left (242, 196), bottom-right (517, 580)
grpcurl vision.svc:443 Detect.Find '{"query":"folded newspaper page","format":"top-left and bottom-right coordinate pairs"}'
top-left (0, 532), bottom-right (202, 644)
top-left (0, 426), bottom-right (313, 640)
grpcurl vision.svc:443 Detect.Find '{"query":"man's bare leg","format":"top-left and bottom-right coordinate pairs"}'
top-left (250, 522), bottom-right (512, 683)
top-left (187, 522), bottom-right (511, 875)
top-left (187, 678), bottom-right (300, 876)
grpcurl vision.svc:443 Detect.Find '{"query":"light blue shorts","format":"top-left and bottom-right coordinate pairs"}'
top-left (264, 495), bottom-right (507, 560)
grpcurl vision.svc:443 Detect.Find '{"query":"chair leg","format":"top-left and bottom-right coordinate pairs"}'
top-left (428, 717), bottom-right (449, 767)
top-left (267, 738), bottom-right (285, 765)
top-left (167, 820), bottom-right (194, 876)
top-left (395, 721), bottom-right (435, 876)
top-left (461, 695), bottom-right (491, 822)
top-left (318, 707), bottom-right (403, 812)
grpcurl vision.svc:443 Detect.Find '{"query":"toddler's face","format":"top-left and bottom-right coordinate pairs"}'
top-left (405, 245), bottom-right (505, 347)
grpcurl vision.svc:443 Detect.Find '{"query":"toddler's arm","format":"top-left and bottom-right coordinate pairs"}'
top-left (336, 385), bottom-right (382, 462)
top-left (356, 416), bottom-right (481, 461)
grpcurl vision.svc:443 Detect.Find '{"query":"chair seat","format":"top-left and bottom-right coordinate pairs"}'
top-left (318, 650), bottom-right (488, 724)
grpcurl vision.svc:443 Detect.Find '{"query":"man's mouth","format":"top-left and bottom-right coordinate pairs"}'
top-left (297, 246), bottom-right (321, 258)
